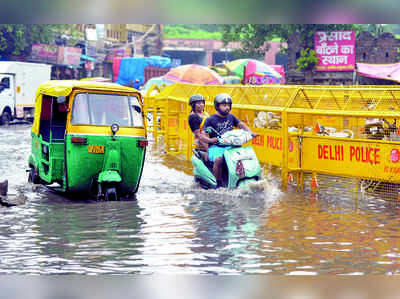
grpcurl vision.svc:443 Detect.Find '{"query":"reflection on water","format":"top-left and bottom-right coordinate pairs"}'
top-left (2, 125), bottom-right (400, 274)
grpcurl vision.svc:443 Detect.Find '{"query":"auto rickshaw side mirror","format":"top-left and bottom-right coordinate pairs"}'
top-left (57, 96), bottom-right (66, 104)
top-left (133, 105), bottom-right (141, 113)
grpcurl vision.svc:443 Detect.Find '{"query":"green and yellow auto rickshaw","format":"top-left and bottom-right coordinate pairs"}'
top-left (28, 80), bottom-right (147, 200)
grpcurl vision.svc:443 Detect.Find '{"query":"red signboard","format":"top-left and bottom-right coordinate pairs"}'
top-left (105, 47), bottom-right (131, 62)
top-left (85, 60), bottom-right (94, 71)
top-left (31, 44), bottom-right (58, 64)
top-left (57, 46), bottom-right (82, 66)
top-left (314, 31), bottom-right (355, 71)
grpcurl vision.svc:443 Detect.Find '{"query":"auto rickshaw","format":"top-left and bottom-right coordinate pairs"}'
top-left (28, 80), bottom-right (148, 200)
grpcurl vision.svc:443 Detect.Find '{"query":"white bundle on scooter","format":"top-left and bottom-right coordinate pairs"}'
top-left (218, 129), bottom-right (253, 146)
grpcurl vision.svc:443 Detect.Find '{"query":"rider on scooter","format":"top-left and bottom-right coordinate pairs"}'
top-left (200, 93), bottom-right (258, 188)
top-left (188, 94), bottom-right (210, 153)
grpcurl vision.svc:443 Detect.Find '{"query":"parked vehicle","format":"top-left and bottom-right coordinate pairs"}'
top-left (191, 129), bottom-right (262, 189)
top-left (0, 62), bottom-right (51, 125)
top-left (28, 80), bottom-right (148, 200)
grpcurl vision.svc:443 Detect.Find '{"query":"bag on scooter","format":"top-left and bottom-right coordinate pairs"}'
top-left (218, 129), bottom-right (252, 146)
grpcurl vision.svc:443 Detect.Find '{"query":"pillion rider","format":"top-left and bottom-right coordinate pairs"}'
top-left (198, 93), bottom-right (258, 188)
top-left (187, 94), bottom-right (209, 153)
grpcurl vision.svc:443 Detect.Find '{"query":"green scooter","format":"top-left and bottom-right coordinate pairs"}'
top-left (191, 129), bottom-right (262, 189)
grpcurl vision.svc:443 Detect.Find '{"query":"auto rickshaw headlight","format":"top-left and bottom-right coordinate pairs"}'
top-left (111, 123), bottom-right (119, 135)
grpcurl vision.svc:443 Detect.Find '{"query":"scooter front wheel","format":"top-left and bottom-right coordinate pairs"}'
top-left (195, 176), bottom-right (217, 190)
top-left (237, 178), bottom-right (257, 188)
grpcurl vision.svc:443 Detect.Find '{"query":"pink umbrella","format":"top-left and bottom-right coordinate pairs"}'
top-left (164, 64), bottom-right (224, 85)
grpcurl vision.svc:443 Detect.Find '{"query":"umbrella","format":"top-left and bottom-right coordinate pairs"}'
top-left (225, 59), bottom-right (281, 81)
top-left (164, 64), bottom-right (224, 85)
top-left (223, 76), bottom-right (241, 84)
top-left (209, 66), bottom-right (228, 76)
top-left (141, 76), bottom-right (173, 92)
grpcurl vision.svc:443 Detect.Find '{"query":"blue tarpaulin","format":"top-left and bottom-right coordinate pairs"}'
top-left (146, 56), bottom-right (171, 68)
top-left (116, 56), bottom-right (171, 86)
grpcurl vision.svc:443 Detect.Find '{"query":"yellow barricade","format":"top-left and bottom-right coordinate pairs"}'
top-left (144, 83), bottom-right (400, 200)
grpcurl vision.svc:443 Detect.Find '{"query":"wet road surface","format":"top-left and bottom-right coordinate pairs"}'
top-left (1, 124), bottom-right (400, 274)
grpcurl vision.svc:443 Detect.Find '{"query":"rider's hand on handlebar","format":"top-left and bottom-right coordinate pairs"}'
top-left (211, 137), bottom-right (218, 144)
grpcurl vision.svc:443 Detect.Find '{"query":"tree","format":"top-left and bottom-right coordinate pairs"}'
top-left (0, 24), bottom-right (80, 59)
top-left (220, 24), bottom-right (277, 58)
top-left (296, 48), bottom-right (319, 72)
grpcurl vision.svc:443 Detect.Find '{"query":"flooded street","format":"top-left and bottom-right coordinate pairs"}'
top-left (1, 124), bottom-right (400, 275)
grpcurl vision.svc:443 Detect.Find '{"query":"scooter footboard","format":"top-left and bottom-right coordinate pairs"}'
top-left (191, 155), bottom-right (217, 188)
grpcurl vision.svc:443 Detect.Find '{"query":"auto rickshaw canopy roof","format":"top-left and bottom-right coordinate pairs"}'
top-left (32, 80), bottom-right (140, 136)
top-left (37, 80), bottom-right (137, 97)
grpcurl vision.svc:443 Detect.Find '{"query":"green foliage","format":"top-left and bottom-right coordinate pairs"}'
top-left (296, 49), bottom-right (319, 72)
top-left (163, 25), bottom-right (222, 40)
top-left (0, 24), bottom-right (80, 59)
top-left (220, 24), bottom-right (277, 58)
top-left (358, 24), bottom-right (395, 36)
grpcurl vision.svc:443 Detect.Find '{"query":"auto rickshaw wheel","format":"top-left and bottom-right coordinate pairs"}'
top-left (120, 191), bottom-right (136, 200)
top-left (1, 111), bottom-right (10, 127)
top-left (105, 186), bottom-right (119, 201)
top-left (96, 183), bottom-right (105, 201)
top-left (28, 167), bottom-right (40, 184)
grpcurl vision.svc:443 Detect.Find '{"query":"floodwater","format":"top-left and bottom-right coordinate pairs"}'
top-left (1, 124), bottom-right (400, 275)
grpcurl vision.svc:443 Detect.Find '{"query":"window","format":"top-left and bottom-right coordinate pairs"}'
top-left (130, 96), bottom-right (144, 127)
top-left (71, 93), bottom-right (143, 127)
top-left (71, 93), bottom-right (90, 124)
top-left (1, 77), bottom-right (10, 89)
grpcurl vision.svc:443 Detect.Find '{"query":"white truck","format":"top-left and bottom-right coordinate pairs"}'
top-left (0, 61), bottom-right (51, 125)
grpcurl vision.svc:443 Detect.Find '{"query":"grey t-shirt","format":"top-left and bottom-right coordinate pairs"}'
top-left (203, 113), bottom-right (240, 139)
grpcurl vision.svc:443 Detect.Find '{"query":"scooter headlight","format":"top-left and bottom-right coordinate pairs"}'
top-left (111, 123), bottom-right (119, 135)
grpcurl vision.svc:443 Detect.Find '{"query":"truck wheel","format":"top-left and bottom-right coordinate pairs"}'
top-left (1, 112), bottom-right (10, 127)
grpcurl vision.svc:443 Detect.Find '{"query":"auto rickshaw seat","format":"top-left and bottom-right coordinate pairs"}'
top-left (39, 120), bottom-right (51, 142)
top-left (51, 120), bottom-right (66, 142)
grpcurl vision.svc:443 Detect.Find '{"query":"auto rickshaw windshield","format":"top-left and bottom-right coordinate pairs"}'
top-left (70, 93), bottom-right (143, 127)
